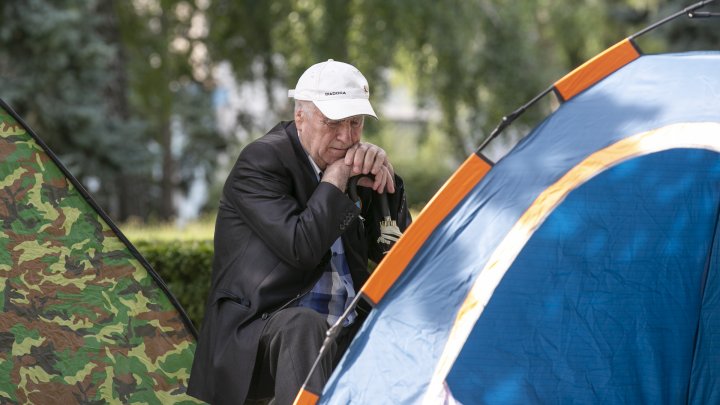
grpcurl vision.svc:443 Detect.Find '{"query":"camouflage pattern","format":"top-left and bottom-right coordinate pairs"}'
top-left (0, 103), bottom-right (205, 404)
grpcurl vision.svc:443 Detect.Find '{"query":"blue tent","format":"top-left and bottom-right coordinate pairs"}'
top-left (295, 4), bottom-right (720, 404)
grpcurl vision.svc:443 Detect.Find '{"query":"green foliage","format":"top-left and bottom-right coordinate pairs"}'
top-left (0, 1), bottom-right (224, 222)
top-left (114, 0), bottom-right (225, 219)
top-left (205, 1), bottom-right (635, 158)
top-left (1, 0), bottom-right (717, 223)
top-left (0, 0), bottom-right (150, 195)
top-left (135, 239), bottom-right (214, 329)
top-left (206, 0), bottom-right (718, 160)
top-left (364, 118), bottom-right (457, 209)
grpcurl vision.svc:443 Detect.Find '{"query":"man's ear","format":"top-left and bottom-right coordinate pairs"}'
top-left (294, 107), bottom-right (304, 124)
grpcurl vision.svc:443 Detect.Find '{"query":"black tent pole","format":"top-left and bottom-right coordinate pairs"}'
top-left (631, 0), bottom-right (718, 39)
top-left (476, 86), bottom-right (553, 154)
top-left (478, 0), bottom-right (718, 155)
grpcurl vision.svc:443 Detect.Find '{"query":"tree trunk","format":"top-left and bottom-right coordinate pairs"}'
top-left (160, 119), bottom-right (175, 220)
top-left (98, 0), bottom-right (144, 222)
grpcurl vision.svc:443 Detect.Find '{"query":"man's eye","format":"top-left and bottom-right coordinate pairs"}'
top-left (323, 118), bottom-right (362, 128)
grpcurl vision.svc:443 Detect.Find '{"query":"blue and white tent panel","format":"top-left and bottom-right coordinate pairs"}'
top-left (320, 52), bottom-right (720, 404)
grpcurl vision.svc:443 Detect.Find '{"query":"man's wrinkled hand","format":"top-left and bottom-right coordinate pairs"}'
top-left (344, 142), bottom-right (396, 193)
top-left (322, 158), bottom-right (353, 192)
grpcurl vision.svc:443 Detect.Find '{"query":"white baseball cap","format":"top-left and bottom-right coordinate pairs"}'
top-left (288, 59), bottom-right (377, 120)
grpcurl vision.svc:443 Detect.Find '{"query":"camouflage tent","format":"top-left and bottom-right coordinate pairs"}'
top-left (0, 98), bottom-right (201, 404)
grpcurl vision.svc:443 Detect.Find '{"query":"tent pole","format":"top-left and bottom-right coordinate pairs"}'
top-left (476, 86), bottom-right (553, 154)
top-left (479, 0), bottom-right (718, 154)
top-left (294, 293), bottom-right (365, 403)
top-left (630, 0), bottom-right (717, 39)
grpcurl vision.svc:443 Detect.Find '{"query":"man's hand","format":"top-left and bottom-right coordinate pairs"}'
top-left (321, 159), bottom-right (353, 192)
top-left (344, 142), bottom-right (396, 193)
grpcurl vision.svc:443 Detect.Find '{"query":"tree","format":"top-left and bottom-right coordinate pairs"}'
top-left (0, 0), bottom-right (151, 219)
top-left (115, 0), bottom-right (224, 220)
top-left (201, 0), bottom-right (719, 208)
top-left (202, 0), bottom-right (656, 158)
top-left (2, 0), bottom-right (714, 218)
top-left (0, 0), bottom-right (225, 222)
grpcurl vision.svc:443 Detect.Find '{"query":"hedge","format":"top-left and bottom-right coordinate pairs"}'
top-left (133, 239), bottom-right (382, 332)
top-left (133, 239), bottom-right (213, 330)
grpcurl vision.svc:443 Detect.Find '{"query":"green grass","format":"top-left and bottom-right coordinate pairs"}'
top-left (119, 208), bottom-right (422, 244)
top-left (120, 217), bottom-right (215, 242)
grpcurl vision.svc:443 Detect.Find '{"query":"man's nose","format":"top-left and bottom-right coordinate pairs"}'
top-left (335, 121), bottom-right (356, 142)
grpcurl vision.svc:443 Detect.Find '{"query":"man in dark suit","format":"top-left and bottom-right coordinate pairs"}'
top-left (188, 59), bottom-right (411, 405)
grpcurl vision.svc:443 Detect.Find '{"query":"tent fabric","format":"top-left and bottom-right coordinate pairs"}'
top-left (445, 140), bottom-right (720, 403)
top-left (0, 101), bottom-right (200, 403)
top-left (319, 51), bottom-right (720, 404)
top-left (360, 153), bottom-right (493, 305)
top-left (553, 38), bottom-right (640, 101)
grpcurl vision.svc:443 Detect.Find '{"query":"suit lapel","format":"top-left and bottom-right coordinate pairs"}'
top-left (284, 121), bottom-right (369, 285)
top-left (283, 121), bottom-right (320, 204)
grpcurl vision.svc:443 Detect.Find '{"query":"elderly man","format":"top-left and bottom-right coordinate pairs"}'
top-left (188, 59), bottom-right (411, 405)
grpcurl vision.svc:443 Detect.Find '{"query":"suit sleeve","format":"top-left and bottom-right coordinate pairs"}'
top-left (223, 140), bottom-right (360, 270)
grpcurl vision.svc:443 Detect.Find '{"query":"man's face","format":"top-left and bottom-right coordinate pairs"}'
top-left (296, 104), bottom-right (364, 170)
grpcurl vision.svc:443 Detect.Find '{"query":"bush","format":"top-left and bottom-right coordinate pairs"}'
top-left (134, 239), bottom-right (214, 330)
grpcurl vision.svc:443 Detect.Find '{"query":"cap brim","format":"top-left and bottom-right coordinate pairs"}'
top-left (313, 99), bottom-right (378, 120)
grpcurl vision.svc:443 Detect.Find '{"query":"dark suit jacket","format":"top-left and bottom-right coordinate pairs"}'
top-left (188, 121), bottom-right (410, 404)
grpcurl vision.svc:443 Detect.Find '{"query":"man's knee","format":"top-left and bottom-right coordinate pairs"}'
top-left (271, 307), bottom-right (328, 336)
